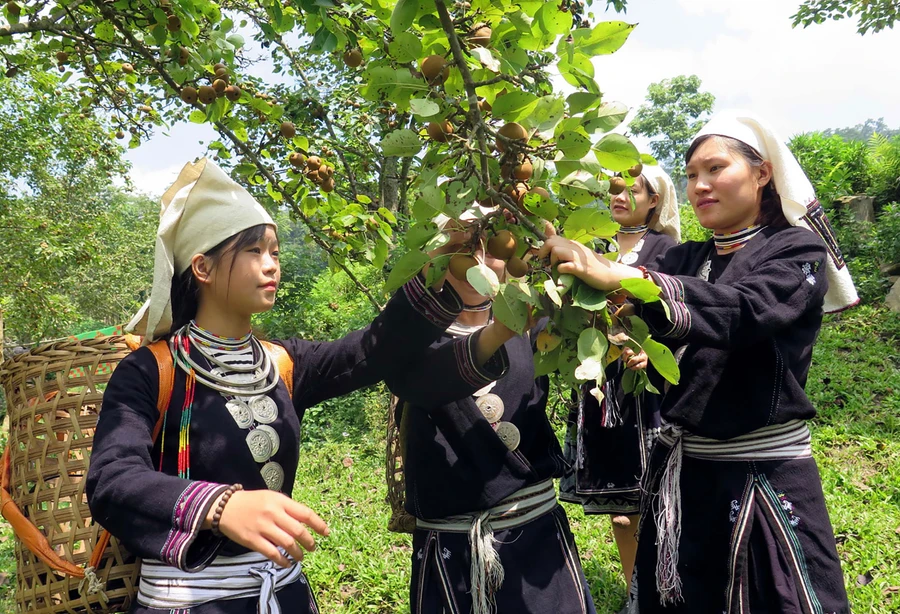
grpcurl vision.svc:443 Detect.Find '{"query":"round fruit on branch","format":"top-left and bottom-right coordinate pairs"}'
top-left (420, 55), bottom-right (450, 86)
top-left (505, 256), bottom-right (530, 278)
top-left (449, 253), bottom-right (478, 281)
top-left (426, 120), bottom-right (454, 143)
top-left (180, 86), bottom-right (198, 104)
top-left (342, 48), bottom-right (363, 68)
top-left (487, 230), bottom-right (517, 260)
top-left (224, 85), bottom-right (241, 101)
top-left (198, 85), bottom-right (217, 105)
top-left (467, 25), bottom-right (491, 47)
top-left (280, 121), bottom-right (296, 139)
top-left (608, 176), bottom-right (627, 195)
top-left (627, 163), bottom-right (643, 178)
top-left (495, 122), bottom-right (528, 153)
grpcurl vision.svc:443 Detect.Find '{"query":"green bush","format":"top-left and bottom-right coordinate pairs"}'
top-left (789, 132), bottom-right (869, 205)
top-left (874, 202), bottom-right (900, 266)
top-left (678, 203), bottom-right (711, 243)
top-left (867, 134), bottom-right (900, 206)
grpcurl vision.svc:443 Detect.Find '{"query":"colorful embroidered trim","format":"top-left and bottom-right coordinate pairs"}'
top-left (713, 224), bottom-right (765, 253)
top-left (402, 274), bottom-right (462, 327)
top-left (618, 224), bottom-right (649, 234)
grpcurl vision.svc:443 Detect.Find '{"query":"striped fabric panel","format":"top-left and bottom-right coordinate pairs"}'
top-left (139, 551), bottom-right (305, 609)
top-left (647, 271), bottom-right (691, 339)
top-left (402, 275), bottom-right (462, 328)
top-left (452, 333), bottom-right (509, 389)
top-left (658, 420), bottom-right (812, 462)
top-left (160, 481), bottom-right (230, 569)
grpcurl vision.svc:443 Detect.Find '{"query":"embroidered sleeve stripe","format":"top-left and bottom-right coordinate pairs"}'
top-left (453, 335), bottom-right (508, 388)
top-left (402, 275), bottom-right (463, 328)
top-left (160, 481), bottom-right (229, 569)
top-left (648, 272), bottom-right (690, 339)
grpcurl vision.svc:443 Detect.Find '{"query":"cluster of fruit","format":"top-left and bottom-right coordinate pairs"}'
top-left (180, 63), bottom-right (242, 105)
top-left (289, 152), bottom-right (335, 193)
top-left (448, 229), bottom-right (530, 282)
top-left (608, 163), bottom-right (644, 195)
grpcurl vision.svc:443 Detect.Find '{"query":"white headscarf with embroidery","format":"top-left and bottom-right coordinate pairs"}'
top-left (641, 164), bottom-right (680, 243)
top-left (693, 109), bottom-right (859, 313)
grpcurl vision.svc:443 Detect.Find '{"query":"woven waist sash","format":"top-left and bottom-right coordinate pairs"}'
top-left (416, 479), bottom-right (558, 614)
top-left (652, 419), bottom-right (813, 607)
top-left (137, 550), bottom-right (304, 612)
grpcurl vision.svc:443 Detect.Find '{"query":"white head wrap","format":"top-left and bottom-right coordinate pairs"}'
top-left (692, 110), bottom-right (859, 313)
top-left (641, 164), bottom-right (680, 242)
top-left (127, 158), bottom-right (276, 342)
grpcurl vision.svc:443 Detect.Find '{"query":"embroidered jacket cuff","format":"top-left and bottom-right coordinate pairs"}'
top-left (160, 481), bottom-right (229, 571)
top-left (402, 274), bottom-right (463, 329)
top-left (454, 331), bottom-right (509, 388)
top-left (640, 271), bottom-right (691, 340)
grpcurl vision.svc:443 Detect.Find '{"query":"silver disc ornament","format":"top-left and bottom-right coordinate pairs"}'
top-left (249, 395), bottom-right (278, 425)
top-left (494, 421), bottom-right (521, 451)
top-left (226, 400), bottom-right (254, 430)
top-left (261, 461), bottom-right (285, 491)
top-left (246, 428), bottom-right (274, 463)
top-left (620, 252), bottom-right (639, 265)
top-left (476, 393), bottom-right (505, 423)
top-left (256, 424), bottom-right (280, 457)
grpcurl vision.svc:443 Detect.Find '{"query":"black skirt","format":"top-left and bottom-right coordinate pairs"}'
top-left (629, 442), bottom-right (850, 613)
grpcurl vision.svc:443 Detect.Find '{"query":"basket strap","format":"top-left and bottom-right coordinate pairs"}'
top-left (260, 340), bottom-right (294, 398)
top-left (147, 339), bottom-right (175, 440)
top-left (0, 447), bottom-right (86, 578)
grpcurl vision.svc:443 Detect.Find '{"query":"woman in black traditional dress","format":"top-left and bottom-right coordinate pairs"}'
top-left (540, 110), bottom-right (856, 613)
top-left (386, 207), bottom-right (598, 614)
top-left (86, 158), bottom-right (470, 613)
top-left (560, 164), bottom-right (680, 600)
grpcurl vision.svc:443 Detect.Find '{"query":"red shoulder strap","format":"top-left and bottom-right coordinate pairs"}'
top-left (261, 340), bottom-right (294, 398)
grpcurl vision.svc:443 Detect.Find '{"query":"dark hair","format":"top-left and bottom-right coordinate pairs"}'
top-left (685, 134), bottom-right (789, 228)
top-left (636, 174), bottom-right (659, 225)
top-left (170, 224), bottom-right (272, 332)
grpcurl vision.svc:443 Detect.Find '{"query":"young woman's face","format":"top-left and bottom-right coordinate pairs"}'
top-left (686, 137), bottom-right (768, 233)
top-left (610, 175), bottom-right (659, 228)
top-left (208, 225), bottom-right (281, 316)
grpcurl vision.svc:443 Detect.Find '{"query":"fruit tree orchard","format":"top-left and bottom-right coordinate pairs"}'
top-left (0, 0), bottom-right (679, 395)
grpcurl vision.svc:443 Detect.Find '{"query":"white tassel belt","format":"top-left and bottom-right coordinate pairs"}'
top-left (416, 479), bottom-right (558, 614)
top-left (137, 550), bottom-right (305, 612)
top-left (652, 419), bottom-right (812, 606)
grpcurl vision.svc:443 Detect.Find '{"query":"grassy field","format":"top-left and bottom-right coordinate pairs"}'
top-left (0, 304), bottom-right (898, 613)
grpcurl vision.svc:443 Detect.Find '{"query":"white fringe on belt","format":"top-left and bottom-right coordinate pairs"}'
top-left (651, 419), bottom-right (813, 606)
top-left (416, 479), bottom-right (558, 614)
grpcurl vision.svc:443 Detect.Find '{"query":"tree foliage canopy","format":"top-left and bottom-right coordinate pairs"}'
top-left (792, 0), bottom-right (900, 35)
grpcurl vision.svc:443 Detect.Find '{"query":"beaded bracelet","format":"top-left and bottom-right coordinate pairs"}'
top-left (211, 483), bottom-right (243, 537)
top-left (637, 265), bottom-right (651, 280)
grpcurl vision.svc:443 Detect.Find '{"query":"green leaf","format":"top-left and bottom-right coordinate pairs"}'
top-left (544, 279), bottom-right (562, 307)
top-left (94, 21), bottom-right (116, 42)
top-left (564, 208), bottom-right (619, 242)
top-left (409, 98), bottom-right (440, 118)
top-left (566, 92), bottom-right (602, 115)
top-left (640, 153), bottom-right (658, 165)
top-left (380, 129), bottom-right (423, 156)
top-left (556, 131), bottom-right (592, 159)
top-left (572, 283), bottom-right (607, 311)
top-left (490, 91), bottom-right (538, 122)
top-left (628, 315), bottom-right (650, 343)
top-left (391, 0), bottom-right (420, 35)
top-left (577, 327), bottom-right (608, 362)
top-left (620, 277), bottom-right (661, 303)
top-left (385, 249), bottom-right (430, 293)
top-left (643, 337), bottom-right (680, 385)
top-left (522, 189), bottom-right (558, 220)
top-left (388, 31), bottom-right (422, 63)
top-left (570, 21), bottom-right (636, 56)
top-left (557, 52), bottom-right (595, 90)
top-left (534, 345), bottom-right (560, 377)
top-left (189, 110), bottom-right (207, 124)
top-left (470, 47), bottom-right (500, 72)
top-left (594, 134), bottom-right (642, 172)
top-left (374, 239), bottom-right (389, 269)
top-left (588, 101), bottom-right (629, 132)
top-left (467, 262), bottom-right (500, 298)
top-left (529, 96), bottom-right (566, 131)
top-left (536, 2), bottom-right (573, 36)
top-left (405, 221), bottom-right (441, 249)
top-left (494, 284), bottom-right (529, 334)
top-left (425, 254), bottom-right (452, 287)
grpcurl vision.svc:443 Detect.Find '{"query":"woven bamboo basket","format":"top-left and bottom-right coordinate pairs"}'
top-left (0, 335), bottom-right (141, 614)
top-left (385, 396), bottom-right (416, 534)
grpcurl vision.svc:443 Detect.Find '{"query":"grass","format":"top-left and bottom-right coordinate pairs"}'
top-left (0, 305), bottom-right (898, 612)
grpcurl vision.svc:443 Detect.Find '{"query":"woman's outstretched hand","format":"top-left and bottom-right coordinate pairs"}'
top-left (536, 224), bottom-right (642, 291)
top-left (206, 489), bottom-right (330, 568)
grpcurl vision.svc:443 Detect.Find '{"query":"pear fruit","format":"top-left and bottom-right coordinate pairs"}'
top-left (420, 55), bottom-right (449, 85)
top-left (467, 26), bottom-right (491, 47)
top-left (487, 230), bottom-right (517, 261)
top-left (167, 14), bottom-right (182, 32)
top-left (198, 85), bottom-right (217, 105)
top-left (608, 176), bottom-right (626, 195)
top-left (306, 156), bottom-right (322, 171)
top-left (505, 256), bottom-right (530, 278)
top-left (224, 85), bottom-right (241, 101)
top-left (627, 163), bottom-right (643, 178)
top-left (280, 121), bottom-right (296, 139)
top-left (180, 86), bottom-right (198, 104)
top-left (289, 152), bottom-right (307, 168)
top-left (449, 254), bottom-right (478, 281)
top-left (496, 122), bottom-right (527, 153)
top-left (514, 159), bottom-right (533, 181)
top-left (427, 120), bottom-right (453, 143)
top-left (342, 49), bottom-right (363, 68)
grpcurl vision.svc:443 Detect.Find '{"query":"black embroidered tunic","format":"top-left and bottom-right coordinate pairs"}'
top-left (628, 226), bottom-right (849, 613)
top-left (386, 321), bottom-right (596, 614)
top-left (86, 277), bottom-right (463, 614)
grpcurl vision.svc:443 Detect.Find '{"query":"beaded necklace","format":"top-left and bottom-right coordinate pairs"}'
top-left (713, 224), bottom-right (765, 254)
top-left (618, 224), bottom-right (649, 234)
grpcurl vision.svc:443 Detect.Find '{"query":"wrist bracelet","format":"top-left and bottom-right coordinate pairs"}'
top-left (211, 483), bottom-right (243, 537)
top-left (637, 265), bottom-right (651, 280)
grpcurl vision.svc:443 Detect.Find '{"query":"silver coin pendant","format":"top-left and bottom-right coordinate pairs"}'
top-left (249, 395), bottom-right (278, 425)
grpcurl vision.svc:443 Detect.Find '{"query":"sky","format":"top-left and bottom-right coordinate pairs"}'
top-left (124, 0), bottom-right (900, 197)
